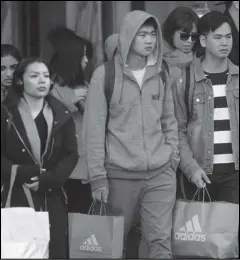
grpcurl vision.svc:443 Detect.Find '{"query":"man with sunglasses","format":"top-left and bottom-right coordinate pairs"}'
top-left (173, 11), bottom-right (239, 204)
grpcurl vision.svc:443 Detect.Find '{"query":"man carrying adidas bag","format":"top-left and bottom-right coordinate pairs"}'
top-left (83, 10), bottom-right (179, 258)
top-left (172, 11), bottom-right (239, 258)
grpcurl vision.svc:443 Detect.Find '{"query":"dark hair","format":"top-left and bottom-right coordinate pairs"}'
top-left (47, 26), bottom-right (76, 51)
top-left (198, 11), bottom-right (232, 36)
top-left (48, 27), bottom-right (90, 88)
top-left (1, 44), bottom-right (21, 62)
top-left (11, 57), bottom-right (53, 96)
top-left (142, 17), bottom-right (157, 30)
top-left (162, 7), bottom-right (199, 48)
top-left (48, 26), bottom-right (93, 58)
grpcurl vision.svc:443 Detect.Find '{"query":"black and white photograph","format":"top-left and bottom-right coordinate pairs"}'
top-left (1, 1), bottom-right (239, 259)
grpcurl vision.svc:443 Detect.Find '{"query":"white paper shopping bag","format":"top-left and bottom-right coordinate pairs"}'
top-left (1, 207), bottom-right (50, 259)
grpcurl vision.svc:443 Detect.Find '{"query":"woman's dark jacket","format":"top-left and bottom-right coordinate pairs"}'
top-left (1, 91), bottom-right (78, 258)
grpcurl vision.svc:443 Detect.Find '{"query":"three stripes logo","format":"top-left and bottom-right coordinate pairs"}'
top-left (174, 215), bottom-right (206, 242)
top-left (80, 234), bottom-right (102, 252)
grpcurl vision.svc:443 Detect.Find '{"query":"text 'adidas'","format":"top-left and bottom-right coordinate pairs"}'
top-left (174, 214), bottom-right (206, 242)
top-left (174, 232), bottom-right (206, 242)
top-left (80, 234), bottom-right (102, 252)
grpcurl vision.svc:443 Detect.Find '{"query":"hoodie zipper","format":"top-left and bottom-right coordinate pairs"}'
top-left (139, 89), bottom-right (148, 170)
top-left (127, 74), bottom-right (148, 170)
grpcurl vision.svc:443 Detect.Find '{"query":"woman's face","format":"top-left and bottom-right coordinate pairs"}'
top-left (1, 55), bottom-right (19, 87)
top-left (81, 45), bottom-right (88, 70)
top-left (23, 62), bottom-right (51, 99)
top-left (172, 23), bottom-right (198, 53)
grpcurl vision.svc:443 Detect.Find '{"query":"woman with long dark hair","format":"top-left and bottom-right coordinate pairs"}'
top-left (48, 27), bottom-right (92, 213)
top-left (1, 57), bottom-right (78, 258)
top-left (1, 44), bottom-right (22, 102)
top-left (162, 7), bottom-right (199, 85)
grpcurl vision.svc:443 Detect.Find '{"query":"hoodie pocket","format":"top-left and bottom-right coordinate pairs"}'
top-left (109, 102), bottom-right (139, 131)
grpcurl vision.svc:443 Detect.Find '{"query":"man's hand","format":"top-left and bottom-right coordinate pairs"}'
top-left (25, 176), bottom-right (40, 192)
top-left (75, 88), bottom-right (87, 100)
top-left (40, 168), bottom-right (46, 174)
top-left (190, 170), bottom-right (211, 188)
top-left (92, 186), bottom-right (109, 203)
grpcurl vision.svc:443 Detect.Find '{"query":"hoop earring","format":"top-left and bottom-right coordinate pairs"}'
top-left (16, 79), bottom-right (23, 87)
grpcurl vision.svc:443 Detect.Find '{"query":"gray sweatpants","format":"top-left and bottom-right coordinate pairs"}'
top-left (107, 162), bottom-right (176, 259)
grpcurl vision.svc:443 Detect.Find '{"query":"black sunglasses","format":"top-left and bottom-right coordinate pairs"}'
top-left (179, 32), bottom-right (198, 42)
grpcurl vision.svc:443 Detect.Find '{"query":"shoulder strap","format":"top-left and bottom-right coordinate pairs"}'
top-left (103, 59), bottom-right (169, 116)
top-left (184, 66), bottom-right (191, 118)
top-left (104, 59), bottom-right (115, 129)
top-left (104, 59), bottom-right (115, 107)
top-left (160, 60), bottom-right (170, 87)
top-left (162, 59), bottom-right (169, 75)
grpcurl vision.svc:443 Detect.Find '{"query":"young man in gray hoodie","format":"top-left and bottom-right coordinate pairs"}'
top-left (83, 10), bottom-right (179, 258)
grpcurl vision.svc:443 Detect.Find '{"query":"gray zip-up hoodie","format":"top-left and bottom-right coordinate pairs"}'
top-left (83, 11), bottom-right (179, 190)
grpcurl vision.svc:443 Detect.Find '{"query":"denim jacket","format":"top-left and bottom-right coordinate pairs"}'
top-left (172, 57), bottom-right (239, 180)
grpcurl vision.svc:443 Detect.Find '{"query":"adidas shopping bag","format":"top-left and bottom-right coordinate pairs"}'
top-left (68, 201), bottom-right (124, 258)
top-left (172, 187), bottom-right (239, 259)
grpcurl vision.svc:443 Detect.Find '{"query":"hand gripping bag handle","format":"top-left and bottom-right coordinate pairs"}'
top-left (88, 200), bottom-right (106, 216)
top-left (191, 187), bottom-right (212, 203)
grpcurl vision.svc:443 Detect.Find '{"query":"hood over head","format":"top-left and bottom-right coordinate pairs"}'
top-left (104, 33), bottom-right (119, 61)
top-left (118, 10), bottom-right (163, 70)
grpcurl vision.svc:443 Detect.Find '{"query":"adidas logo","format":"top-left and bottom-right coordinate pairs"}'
top-left (80, 234), bottom-right (102, 252)
top-left (174, 215), bottom-right (206, 242)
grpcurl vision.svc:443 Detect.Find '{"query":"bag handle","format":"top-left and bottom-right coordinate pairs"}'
top-left (5, 165), bottom-right (35, 209)
top-left (100, 201), bottom-right (106, 216)
top-left (180, 173), bottom-right (212, 203)
top-left (191, 187), bottom-right (212, 203)
top-left (88, 201), bottom-right (106, 216)
top-left (179, 172), bottom-right (187, 200)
